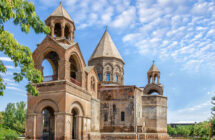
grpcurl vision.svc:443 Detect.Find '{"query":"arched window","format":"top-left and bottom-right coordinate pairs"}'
top-left (113, 104), bottom-right (116, 112)
top-left (42, 51), bottom-right (59, 82)
top-left (42, 107), bottom-right (55, 140)
top-left (121, 111), bottom-right (125, 121)
top-left (91, 77), bottom-right (95, 91)
top-left (71, 108), bottom-right (79, 139)
top-left (65, 25), bottom-right (70, 39)
top-left (115, 74), bottom-right (118, 82)
top-left (70, 56), bottom-right (78, 79)
top-left (42, 59), bottom-right (53, 76)
top-left (104, 112), bottom-right (108, 122)
top-left (54, 23), bottom-right (61, 37)
top-left (69, 55), bottom-right (81, 86)
top-left (106, 73), bottom-right (110, 81)
top-left (98, 73), bottom-right (101, 81)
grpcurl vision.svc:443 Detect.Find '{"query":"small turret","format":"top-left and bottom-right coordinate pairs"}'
top-left (144, 61), bottom-right (163, 95)
top-left (45, 2), bottom-right (75, 41)
top-left (147, 60), bottom-right (160, 84)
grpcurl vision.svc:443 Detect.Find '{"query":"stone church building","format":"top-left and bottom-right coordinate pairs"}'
top-left (25, 3), bottom-right (169, 140)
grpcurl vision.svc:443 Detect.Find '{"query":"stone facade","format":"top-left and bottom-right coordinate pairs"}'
top-left (25, 3), bottom-right (169, 140)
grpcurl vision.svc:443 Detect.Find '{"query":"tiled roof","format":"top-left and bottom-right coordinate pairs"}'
top-left (89, 29), bottom-right (123, 62)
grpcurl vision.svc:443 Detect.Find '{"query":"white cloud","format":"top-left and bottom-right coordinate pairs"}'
top-left (5, 65), bottom-right (16, 69)
top-left (118, 0), bottom-right (215, 72)
top-left (5, 86), bottom-right (26, 97)
top-left (168, 100), bottom-right (212, 123)
top-left (0, 57), bottom-right (12, 62)
top-left (112, 6), bottom-right (136, 28)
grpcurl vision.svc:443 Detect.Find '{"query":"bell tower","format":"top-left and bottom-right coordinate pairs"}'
top-left (142, 62), bottom-right (169, 139)
top-left (26, 3), bottom-right (100, 140)
top-left (147, 61), bottom-right (160, 85)
top-left (45, 2), bottom-right (75, 41)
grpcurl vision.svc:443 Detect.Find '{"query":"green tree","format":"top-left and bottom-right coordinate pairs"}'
top-left (0, 0), bottom-right (50, 96)
top-left (167, 125), bottom-right (177, 136)
top-left (2, 101), bottom-right (26, 133)
top-left (210, 117), bottom-right (215, 136)
top-left (2, 103), bottom-right (16, 129)
top-left (175, 126), bottom-right (190, 137)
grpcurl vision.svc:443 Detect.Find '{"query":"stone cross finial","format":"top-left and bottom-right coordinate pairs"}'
top-left (105, 25), bottom-right (108, 31)
top-left (153, 60), bottom-right (155, 64)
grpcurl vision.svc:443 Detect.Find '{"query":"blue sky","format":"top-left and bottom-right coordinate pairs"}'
top-left (1, 0), bottom-right (215, 123)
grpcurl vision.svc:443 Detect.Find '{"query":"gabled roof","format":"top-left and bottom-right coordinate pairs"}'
top-left (46, 2), bottom-right (73, 22)
top-left (85, 66), bottom-right (95, 73)
top-left (48, 36), bottom-right (76, 49)
top-left (148, 64), bottom-right (160, 73)
top-left (89, 29), bottom-right (124, 63)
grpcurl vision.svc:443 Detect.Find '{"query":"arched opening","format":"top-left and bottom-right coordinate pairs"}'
top-left (106, 73), bottom-right (110, 82)
top-left (104, 112), bottom-right (108, 122)
top-left (42, 60), bottom-right (54, 76)
top-left (98, 73), bottom-right (102, 81)
top-left (115, 74), bottom-right (118, 82)
top-left (151, 91), bottom-right (160, 95)
top-left (154, 75), bottom-right (158, 84)
top-left (42, 107), bottom-right (55, 140)
top-left (148, 89), bottom-right (161, 95)
top-left (113, 104), bottom-right (116, 113)
top-left (149, 76), bottom-right (152, 83)
top-left (72, 108), bottom-right (79, 139)
top-left (65, 25), bottom-right (70, 40)
top-left (54, 23), bottom-right (61, 37)
top-left (69, 55), bottom-right (81, 86)
top-left (91, 77), bottom-right (95, 91)
top-left (121, 111), bottom-right (125, 121)
top-left (43, 51), bottom-right (59, 82)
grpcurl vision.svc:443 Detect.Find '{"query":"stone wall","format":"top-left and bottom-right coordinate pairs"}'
top-left (88, 57), bottom-right (124, 85)
top-left (91, 98), bottom-right (100, 132)
top-left (99, 86), bottom-right (137, 132)
top-left (142, 95), bottom-right (167, 133)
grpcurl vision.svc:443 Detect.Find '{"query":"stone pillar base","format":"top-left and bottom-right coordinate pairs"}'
top-left (88, 132), bottom-right (101, 140)
top-left (100, 133), bottom-right (169, 140)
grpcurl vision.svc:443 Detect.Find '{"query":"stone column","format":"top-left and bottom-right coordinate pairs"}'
top-left (50, 24), bottom-right (54, 37)
top-left (61, 23), bottom-right (65, 38)
top-left (157, 75), bottom-right (160, 84)
top-left (55, 113), bottom-right (65, 139)
top-left (77, 116), bottom-right (82, 139)
top-left (82, 117), bottom-right (89, 140)
top-left (58, 59), bottom-right (66, 80)
top-left (70, 31), bottom-right (74, 42)
top-left (36, 113), bottom-right (43, 139)
top-left (152, 74), bottom-right (155, 84)
top-left (70, 25), bottom-right (74, 42)
top-left (25, 113), bottom-right (37, 139)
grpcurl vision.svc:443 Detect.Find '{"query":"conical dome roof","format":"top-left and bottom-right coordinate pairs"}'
top-left (148, 64), bottom-right (160, 73)
top-left (46, 2), bottom-right (73, 22)
top-left (89, 29), bottom-right (124, 63)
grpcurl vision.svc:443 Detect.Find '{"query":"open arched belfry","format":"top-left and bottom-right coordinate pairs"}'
top-left (26, 3), bottom-right (169, 140)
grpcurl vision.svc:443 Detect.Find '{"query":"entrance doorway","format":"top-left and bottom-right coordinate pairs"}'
top-left (42, 107), bottom-right (55, 140)
top-left (72, 109), bottom-right (78, 139)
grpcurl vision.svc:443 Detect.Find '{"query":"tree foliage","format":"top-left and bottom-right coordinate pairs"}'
top-left (2, 101), bottom-right (26, 133)
top-left (212, 96), bottom-right (215, 116)
top-left (168, 121), bottom-right (212, 139)
top-left (0, 0), bottom-right (50, 96)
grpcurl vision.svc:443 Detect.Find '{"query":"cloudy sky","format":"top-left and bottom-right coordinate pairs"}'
top-left (1, 0), bottom-right (215, 123)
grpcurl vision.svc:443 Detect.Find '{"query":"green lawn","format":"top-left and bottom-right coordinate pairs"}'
top-left (0, 127), bottom-right (18, 140)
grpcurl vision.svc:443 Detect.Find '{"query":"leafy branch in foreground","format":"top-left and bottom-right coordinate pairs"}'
top-left (0, 0), bottom-right (50, 96)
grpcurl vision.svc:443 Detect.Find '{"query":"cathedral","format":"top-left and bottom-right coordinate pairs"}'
top-left (25, 3), bottom-right (169, 140)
